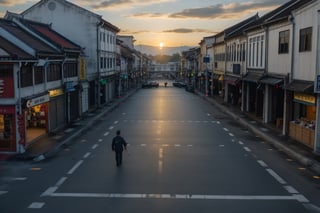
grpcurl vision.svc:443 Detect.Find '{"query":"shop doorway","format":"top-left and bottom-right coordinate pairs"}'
top-left (26, 103), bottom-right (48, 144)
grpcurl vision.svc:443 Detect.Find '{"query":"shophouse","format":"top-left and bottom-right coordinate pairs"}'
top-left (0, 17), bottom-right (81, 153)
top-left (182, 47), bottom-right (200, 85)
top-left (224, 14), bottom-right (259, 109)
top-left (212, 32), bottom-right (225, 98)
top-left (243, 0), bottom-right (309, 121)
top-left (284, 0), bottom-right (320, 152)
top-left (199, 36), bottom-right (215, 95)
top-left (259, 0), bottom-right (314, 134)
top-left (116, 36), bottom-right (135, 95)
top-left (21, 0), bottom-right (120, 110)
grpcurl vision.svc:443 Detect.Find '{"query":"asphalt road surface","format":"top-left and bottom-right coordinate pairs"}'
top-left (1, 86), bottom-right (320, 213)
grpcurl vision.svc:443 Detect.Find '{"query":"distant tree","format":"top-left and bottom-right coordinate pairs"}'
top-left (152, 53), bottom-right (180, 63)
top-left (169, 53), bottom-right (180, 62)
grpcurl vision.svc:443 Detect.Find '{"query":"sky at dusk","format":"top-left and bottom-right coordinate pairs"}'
top-left (0, 0), bottom-right (288, 47)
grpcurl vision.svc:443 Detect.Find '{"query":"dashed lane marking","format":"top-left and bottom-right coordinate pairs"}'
top-left (28, 202), bottom-right (45, 209)
top-left (109, 126), bottom-right (114, 130)
top-left (284, 185), bottom-right (299, 194)
top-left (92, 144), bottom-right (99, 150)
top-left (83, 152), bottom-right (91, 158)
top-left (56, 177), bottom-right (67, 187)
top-left (243, 147), bottom-right (251, 152)
top-left (11, 177), bottom-right (27, 181)
top-left (114, 121), bottom-right (119, 124)
top-left (257, 160), bottom-right (268, 168)
top-left (228, 133), bottom-right (234, 137)
top-left (104, 132), bottom-right (109, 136)
top-left (266, 169), bottom-right (287, 185)
top-left (0, 191), bottom-right (8, 195)
top-left (67, 160), bottom-right (83, 175)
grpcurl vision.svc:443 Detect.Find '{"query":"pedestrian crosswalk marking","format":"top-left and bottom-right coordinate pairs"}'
top-left (44, 192), bottom-right (308, 203)
top-left (122, 120), bottom-right (220, 124)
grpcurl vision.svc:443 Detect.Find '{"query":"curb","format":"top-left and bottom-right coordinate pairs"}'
top-left (33, 89), bottom-right (138, 162)
top-left (198, 93), bottom-right (320, 175)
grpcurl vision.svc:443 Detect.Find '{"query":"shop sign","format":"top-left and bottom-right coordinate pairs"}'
top-left (49, 88), bottom-right (64, 97)
top-left (0, 77), bottom-right (14, 98)
top-left (65, 81), bottom-right (75, 92)
top-left (294, 92), bottom-right (315, 105)
top-left (26, 94), bottom-right (50, 108)
top-left (79, 58), bottom-right (86, 81)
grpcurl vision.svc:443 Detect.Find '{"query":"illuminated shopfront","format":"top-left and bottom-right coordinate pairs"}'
top-left (0, 106), bottom-right (16, 152)
top-left (23, 93), bottom-right (49, 144)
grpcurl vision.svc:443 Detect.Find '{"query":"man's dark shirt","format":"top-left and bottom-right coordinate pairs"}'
top-left (112, 135), bottom-right (127, 152)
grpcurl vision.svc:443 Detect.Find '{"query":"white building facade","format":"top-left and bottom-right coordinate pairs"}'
top-left (21, 0), bottom-right (120, 111)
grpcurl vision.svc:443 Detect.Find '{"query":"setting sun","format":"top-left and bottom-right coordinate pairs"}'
top-left (159, 42), bottom-right (164, 49)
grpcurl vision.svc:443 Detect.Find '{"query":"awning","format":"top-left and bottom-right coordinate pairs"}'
top-left (284, 80), bottom-right (314, 92)
top-left (225, 75), bottom-right (240, 86)
top-left (243, 72), bottom-right (264, 83)
top-left (260, 77), bottom-right (283, 85)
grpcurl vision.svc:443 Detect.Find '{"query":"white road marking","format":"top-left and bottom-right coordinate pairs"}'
top-left (217, 121), bottom-right (221, 125)
top-left (284, 185), bottom-right (299, 194)
top-left (98, 139), bottom-right (103, 142)
top-left (56, 177), bottom-right (67, 187)
top-left (162, 144), bottom-right (169, 147)
top-left (141, 144), bottom-right (146, 147)
top-left (11, 177), bottom-right (27, 181)
top-left (238, 141), bottom-right (244, 145)
top-left (219, 145), bottom-right (225, 147)
top-left (28, 202), bottom-right (45, 209)
top-left (243, 147), bottom-right (251, 152)
top-left (174, 144), bottom-right (181, 147)
top-left (223, 128), bottom-right (229, 132)
top-left (257, 160), bottom-right (268, 168)
top-left (67, 160), bottom-right (84, 175)
top-left (0, 191), bottom-right (8, 195)
top-left (41, 187), bottom-right (58, 197)
top-left (46, 192), bottom-right (307, 202)
top-left (228, 133), bottom-right (234, 137)
top-left (83, 152), bottom-right (91, 158)
top-left (266, 169), bottom-right (287, 185)
top-left (109, 126), bottom-right (114, 130)
top-left (92, 144), bottom-right (99, 149)
top-left (187, 145), bottom-right (193, 147)
top-left (104, 132), bottom-right (109, 136)
top-left (114, 121), bottom-right (119, 124)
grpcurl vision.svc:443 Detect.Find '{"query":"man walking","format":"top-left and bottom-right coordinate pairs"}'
top-left (112, 130), bottom-right (127, 166)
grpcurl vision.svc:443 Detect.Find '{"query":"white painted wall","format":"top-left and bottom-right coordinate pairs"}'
top-left (267, 23), bottom-right (292, 75)
top-left (22, 0), bottom-right (100, 81)
top-left (292, 1), bottom-right (320, 81)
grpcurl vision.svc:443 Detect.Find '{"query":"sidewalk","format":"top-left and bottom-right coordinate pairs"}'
top-left (195, 91), bottom-right (320, 175)
top-left (2, 89), bottom-right (138, 162)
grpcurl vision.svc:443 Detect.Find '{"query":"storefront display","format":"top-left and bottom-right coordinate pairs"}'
top-left (0, 106), bottom-right (16, 151)
top-left (289, 92), bottom-right (316, 148)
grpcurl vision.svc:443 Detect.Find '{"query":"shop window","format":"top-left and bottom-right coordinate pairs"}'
top-left (0, 114), bottom-right (13, 148)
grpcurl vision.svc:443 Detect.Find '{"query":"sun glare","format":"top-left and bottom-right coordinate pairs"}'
top-left (159, 42), bottom-right (164, 49)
